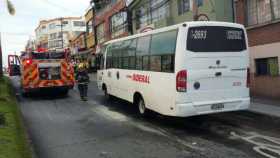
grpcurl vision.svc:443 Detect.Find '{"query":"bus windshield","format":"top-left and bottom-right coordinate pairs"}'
top-left (32, 52), bottom-right (65, 59)
top-left (187, 26), bottom-right (246, 52)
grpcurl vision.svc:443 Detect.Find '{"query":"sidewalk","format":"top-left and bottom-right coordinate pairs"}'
top-left (250, 97), bottom-right (280, 117)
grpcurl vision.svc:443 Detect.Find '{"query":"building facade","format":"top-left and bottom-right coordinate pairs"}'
top-left (235, 0), bottom-right (280, 99)
top-left (25, 38), bottom-right (36, 52)
top-left (85, 7), bottom-right (95, 50)
top-left (35, 17), bottom-right (86, 51)
top-left (69, 32), bottom-right (87, 56)
top-left (128, 0), bottom-right (234, 34)
top-left (93, 0), bottom-right (129, 48)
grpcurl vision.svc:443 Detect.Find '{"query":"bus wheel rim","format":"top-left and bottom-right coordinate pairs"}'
top-left (139, 100), bottom-right (145, 114)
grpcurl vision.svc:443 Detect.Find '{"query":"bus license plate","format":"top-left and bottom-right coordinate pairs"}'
top-left (211, 103), bottom-right (224, 110)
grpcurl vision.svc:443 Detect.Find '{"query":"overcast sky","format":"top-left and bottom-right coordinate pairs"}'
top-left (0, 0), bottom-right (89, 67)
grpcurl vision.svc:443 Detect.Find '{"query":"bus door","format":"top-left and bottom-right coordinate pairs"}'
top-left (8, 55), bottom-right (21, 76)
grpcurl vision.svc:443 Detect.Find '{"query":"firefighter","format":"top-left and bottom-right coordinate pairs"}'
top-left (74, 59), bottom-right (80, 73)
top-left (76, 63), bottom-right (90, 101)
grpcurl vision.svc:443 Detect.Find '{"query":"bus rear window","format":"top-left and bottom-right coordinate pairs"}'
top-left (187, 26), bottom-right (246, 52)
top-left (32, 52), bottom-right (65, 59)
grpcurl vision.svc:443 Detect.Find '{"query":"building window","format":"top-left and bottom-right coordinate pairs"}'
top-left (255, 57), bottom-right (279, 76)
top-left (87, 20), bottom-right (93, 34)
top-left (57, 32), bottom-right (62, 38)
top-left (178, 0), bottom-right (190, 15)
top-left (197, 0), bottom-right (203, 7)
top-left (96, 23), bottom-right (105, 43)
top-left (49, 33), bottom-right (57, 40)
top-left (62, 21), bottom-right (68, 25)
top-left (49, 23), bottom-right (56, 30)
top-left (272, 0), bottom-right (280, 19)
top-left (247, 0), bottom-right (280, 26)
top-left (135, 0), bottom-right (170, 29)
top-left (73, 21), bottom-right (85, 27)
top-left (151, 0), bottom-right (170, 23)
top-left (135, 6), bottom-right (149, 29)
top-left (74, 31), bottom-right (83, 37)
top-left (110, 11), bottom-right (128, 38)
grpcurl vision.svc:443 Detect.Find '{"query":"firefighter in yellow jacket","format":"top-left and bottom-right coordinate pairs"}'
top-left (76, 63), bottom-right (90, 101)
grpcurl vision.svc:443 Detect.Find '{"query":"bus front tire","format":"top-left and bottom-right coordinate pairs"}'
top-left (103, 86), bottom-right (111, 100)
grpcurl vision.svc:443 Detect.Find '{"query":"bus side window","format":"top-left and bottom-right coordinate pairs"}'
top-left (136, 35), bottom-right (151, 70)
top-left (99, 54), bottom-right (104, 70)
top-left (106, 45), bottom-right (112, 69)
top-left (128, 38), bottom-right (137, 69)
top-left (121, 40), bottom-right (129, 69)
top-left (99, 45), bottom-right (106, 70)
top-left (112, 42), bottom-right (122, 69)
top-left (150, 30), bottom-right (177, 73)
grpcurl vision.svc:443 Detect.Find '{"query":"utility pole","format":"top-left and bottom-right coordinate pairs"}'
top-left (56, 17), bottom-right (64, 49)
top-left (0, 32), bottom-right (3, 78)
top-left (60, 17), bottom-right (64, 49)
top-left (90, 0), bottom-right (97, 49)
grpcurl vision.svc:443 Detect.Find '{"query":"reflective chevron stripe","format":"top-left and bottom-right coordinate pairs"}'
top-left (22, 59), bottom-right (74, 89)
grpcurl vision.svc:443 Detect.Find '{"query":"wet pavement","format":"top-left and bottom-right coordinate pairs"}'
top-left (10, 76), bottom-right (280, 158)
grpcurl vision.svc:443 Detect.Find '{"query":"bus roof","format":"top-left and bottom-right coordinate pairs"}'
top-left (104, 21), bottom-right (245, 45)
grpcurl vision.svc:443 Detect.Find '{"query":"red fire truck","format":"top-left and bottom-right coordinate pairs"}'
top-left (8, 49), bottom-right (75, 96)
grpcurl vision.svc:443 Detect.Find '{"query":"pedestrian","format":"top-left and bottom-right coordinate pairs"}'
top-left (76, 63), bottom-right (90, 101)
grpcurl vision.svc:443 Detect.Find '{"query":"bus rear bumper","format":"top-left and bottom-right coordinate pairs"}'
top-left (174, 97), bottom-right (250, 117)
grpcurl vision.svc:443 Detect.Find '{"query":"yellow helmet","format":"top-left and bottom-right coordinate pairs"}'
top-left (78, 63), bottom-right (86, 70)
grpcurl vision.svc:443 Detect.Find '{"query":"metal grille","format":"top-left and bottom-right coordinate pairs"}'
top-left (247, 0), bottom-right (280, 26)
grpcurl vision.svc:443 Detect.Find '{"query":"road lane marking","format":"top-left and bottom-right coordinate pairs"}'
top-left (231, 131), bottom-right (280, 158)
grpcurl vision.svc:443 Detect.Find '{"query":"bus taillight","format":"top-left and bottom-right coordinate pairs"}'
top-left (247, 68), bottom-right (250, 88)
top-left (176, 70), bottom-right (187, 92)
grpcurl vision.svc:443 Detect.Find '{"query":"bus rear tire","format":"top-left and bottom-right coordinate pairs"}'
top-left (137, 97), bottom-right (147, 116)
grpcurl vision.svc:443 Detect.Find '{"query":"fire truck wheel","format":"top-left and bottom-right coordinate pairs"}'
top-left (60, 89), bottom-right (69, 96)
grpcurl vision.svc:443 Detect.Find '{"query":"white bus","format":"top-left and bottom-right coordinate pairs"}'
top-left (97, 21), bottom-right (250, 117)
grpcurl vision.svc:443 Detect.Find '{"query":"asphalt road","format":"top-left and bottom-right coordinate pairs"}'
top-left (10, 76), bottom-right (280, 158)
